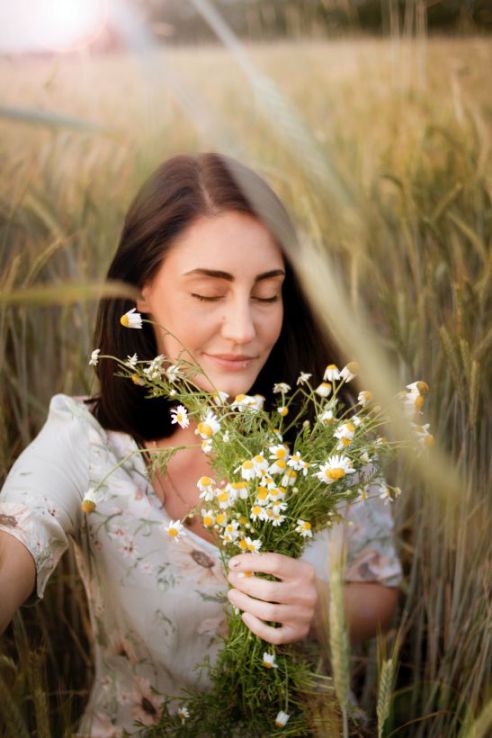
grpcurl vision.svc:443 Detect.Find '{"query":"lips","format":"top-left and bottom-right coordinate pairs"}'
top-left (203, 352), bottom-right (258, 371)
top-left (207, 353), bottom-right (256, 361)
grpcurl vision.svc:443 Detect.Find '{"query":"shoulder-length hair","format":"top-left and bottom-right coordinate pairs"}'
top-left (91, 152), bottom-right (353, 444)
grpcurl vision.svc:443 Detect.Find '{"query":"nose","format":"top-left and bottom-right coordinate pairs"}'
top-left (221, 297), bottom-right (256, 345)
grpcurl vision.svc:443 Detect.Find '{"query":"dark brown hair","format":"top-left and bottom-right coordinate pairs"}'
top-left (91, 152), bottom-right (351, 444)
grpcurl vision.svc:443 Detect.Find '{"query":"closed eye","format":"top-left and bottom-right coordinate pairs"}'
top-left (191, 294), bottom-right (280, 303)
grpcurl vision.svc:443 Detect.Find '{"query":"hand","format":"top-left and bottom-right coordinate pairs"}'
top-left (226, 552), bottom-right (319, 645)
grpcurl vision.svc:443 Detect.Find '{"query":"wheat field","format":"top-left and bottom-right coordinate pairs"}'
top-left (0, 36), bottom-right (491, 737)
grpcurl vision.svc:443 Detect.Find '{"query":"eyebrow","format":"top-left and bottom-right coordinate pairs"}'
top-left (183, 268), bottom-right (286, 282)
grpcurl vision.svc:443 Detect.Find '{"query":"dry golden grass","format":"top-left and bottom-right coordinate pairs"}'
top-left (0, 35), bottom-right (491, 737)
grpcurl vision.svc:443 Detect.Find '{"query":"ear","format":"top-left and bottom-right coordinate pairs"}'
top-left (136, 286), bottom-right (151, 313)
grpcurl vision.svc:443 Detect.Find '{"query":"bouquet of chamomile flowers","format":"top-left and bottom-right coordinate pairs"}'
top-left (86, 311), bottom-right (432, 737)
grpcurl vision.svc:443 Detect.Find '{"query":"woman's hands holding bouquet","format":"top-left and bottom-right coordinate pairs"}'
top-left (227, 552), bottom-right (319, 644)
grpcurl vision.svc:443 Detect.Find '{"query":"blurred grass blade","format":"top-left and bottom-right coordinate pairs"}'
top-left (0, 280), bottom-right (139, 306)
top-left (0, 104), bottom-right (108, 133)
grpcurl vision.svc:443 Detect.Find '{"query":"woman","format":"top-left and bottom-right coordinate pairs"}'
top-left (0, 153), bottom-right (401, 736)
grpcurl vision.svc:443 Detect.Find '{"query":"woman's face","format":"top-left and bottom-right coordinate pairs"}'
top-left (136, 211), bottom-right (285, 398)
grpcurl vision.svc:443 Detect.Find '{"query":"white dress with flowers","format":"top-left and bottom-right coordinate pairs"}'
top-left (0, 394), bottom-right (402, 737)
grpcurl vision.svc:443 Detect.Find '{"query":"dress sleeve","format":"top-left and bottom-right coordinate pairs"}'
top-left (0, 394), bottom-right (90, 603)
top-left (300, 475), bottom-right (402, 588)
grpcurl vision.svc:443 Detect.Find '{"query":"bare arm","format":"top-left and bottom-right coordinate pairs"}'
top-left (312, 579), bottom-right (399, 645)
top-left (0, 531), bottom-right (36, 634)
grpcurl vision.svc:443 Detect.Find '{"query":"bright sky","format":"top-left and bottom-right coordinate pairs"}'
top-left (0, 0), bottom-right (109, 53)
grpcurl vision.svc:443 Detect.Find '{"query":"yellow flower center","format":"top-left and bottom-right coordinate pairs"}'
top-left (203, 516), bottom-right (214, 527)
top-left (415, 395), bottom-right (424, 411)
top-left (168, 528), bottom-right (179, 537)
top-left (216, 513), bottom-right (227, 526)
top-left (197, 422), bottom-right (213, 437)
top-left (256, 488), bottom-right (269, 501)
top-left (327, 468), bottom-right (345, 480)
top-left (120, 315), bottom-right (130, 327)
top-left (242, 460), bottom-right (254, 470)
top-left (81, 500), bottom-right (96, 513)
top-left (252, 506), bottom-right (262, 516)
top-left (239, 539), bottom-right (248, 550)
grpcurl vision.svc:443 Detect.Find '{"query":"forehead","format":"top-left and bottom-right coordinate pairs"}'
top-left (163, 212), bottom-right (284, 274)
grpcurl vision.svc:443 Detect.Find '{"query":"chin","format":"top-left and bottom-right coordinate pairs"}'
top-left (195, 372), bottom-right (259, 399)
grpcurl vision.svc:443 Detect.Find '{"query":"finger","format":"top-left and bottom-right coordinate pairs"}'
top-left (241, 612), bottom-right (300, 645)
top-left (227, 586), bottom-right (307, 627)
top-left (227, 571), bottom-right (291, 604)
top-left (228, 552), bottom-right (311, 580)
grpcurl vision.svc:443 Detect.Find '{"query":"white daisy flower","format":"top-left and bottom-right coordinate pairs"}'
top-left (201, 439), bottom-right (213, 454)
top-left (177, 706), bottom-right (190, 722)
top-left (334, 421), bottom-right (356, 449)
top-left (253, 395), bottom-right (266, 411)
top-left (323, 364), bottom-right (340, 381)
top-left (81, 487), bottom-right (98, 513)
top-left (275, 711), bottom-right (290, 728)
top-left (215, 512), bottom-right (228, 528)
top-left (120, 307), bottom-right (143, 329)
top-left (213, 390), bottom-right (229, 405)
top-left (281, 468), bottom-right (297, 487)
top-left (296, 371), bottom-right (312, 386)
top-left (89, 348), bottom-right (100, 366)
top-left (340, 362), bottom-right (358, 383)
top-left (222, 521), bottom-right (240, 543)
top-left (252, 453), bottom-right (269, 475)
top-left (125, 353), bottom-right (138, 368)
top-left (319, 407), bottom-right (335, 425)
top-left (269, 510), bottom-right (286, 526)
top-left (269, 444), bottom-right (289, 461)
top-left (226, 481), bottom-right (249, 500)
top-left (269, 458), bottom-right (288, 475)
top-left (196, 476), bottom-right (216, 501)
top-left (273, 382), bottom-right (291, 394)
top-left (406, 381), bottom-right (429, 395)
top-left (268, 486), bottom-right (286, 501)
top-left (379, 485), bottom-right (402, 504)
top-left (358, 390), bottom-right (373, 406)
top-left (316, 454), bottom-right (356, 484)
top-left (295, 519), bottom-right (313, 538)
top-left (235, 459), bottom-right (257, 481)
top-left (287, 453), bottom-right (310, 475)
top-left (255, 486), bottom-right (270, 505)
top-left (222, 431), bottom-right (231, 443)
top-left (165, 520), bottom-right (185, 541)
top-left (216, 489), bottom-right (233, 510)
top-left (143, 355), bottom-right (165, 380)
top-left (315, 382), bottom-right (332, 398)
top-left (231, 394), bottom-right (259, 411)
top-left (195, 410), bottom-right (221, 439)
top-left (262, 652), bottom-right (278, 669)
top-left (201, 509), bottom-right (215, 528)
top-left (170, 405), bottom-right (189, 429)
top-left (412, 422), bottom-right (434, 448)
top-left (165, 364), bottom-right (181, 382)
top-left (244, 536), bottom-right (262, 553)
top-left (250, 504), bottom-right (267, 522)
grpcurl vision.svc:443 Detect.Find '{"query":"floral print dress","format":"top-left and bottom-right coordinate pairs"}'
top-left (0, 395), bottom-right (402, 737)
